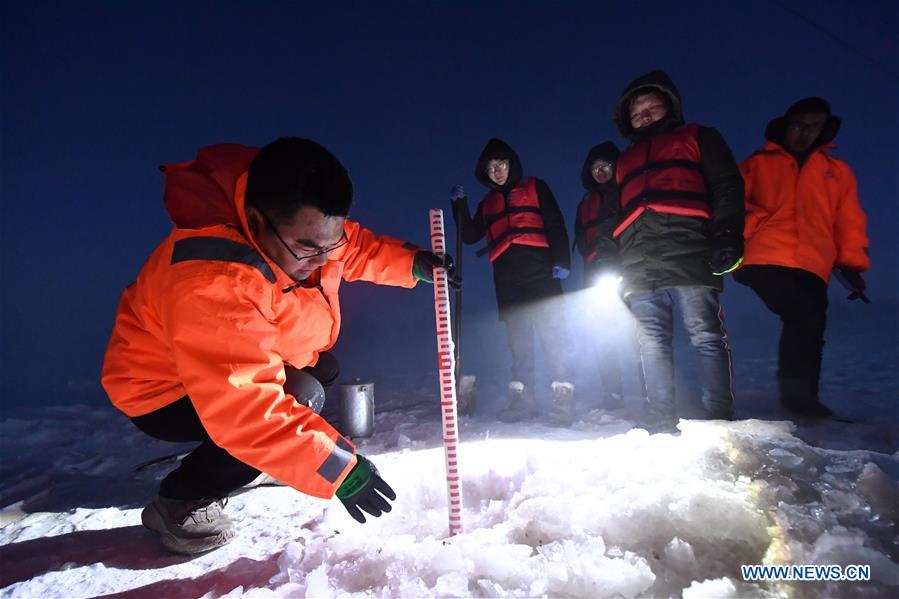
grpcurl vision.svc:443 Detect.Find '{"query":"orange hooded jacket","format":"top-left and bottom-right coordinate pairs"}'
top-left (739, 141), bottom-right (869, 283)
top-left (102, 144), bottom-right (419, 499)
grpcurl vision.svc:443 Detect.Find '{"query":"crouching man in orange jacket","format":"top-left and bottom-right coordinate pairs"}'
top-left (102, 137), bottom-right (457, 554)
top-left (735, 98), bottom-right (869, 418)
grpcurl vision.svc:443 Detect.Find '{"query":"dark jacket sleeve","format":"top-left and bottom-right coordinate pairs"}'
top-left (536, 179), bottom-right (570, 269)
top-left (453, 197), bottom-right (488, 245)
top-left (698, 127), bottom-right (746, 252)
top-left (574, 202), bottom-right (587, 257)
top-left (592, 188), bottom-right (621, 271)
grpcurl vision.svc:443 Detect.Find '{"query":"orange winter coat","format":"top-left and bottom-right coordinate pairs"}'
top-left (739, 142), bottom-right (869, 282)
top-left (102, 144), bottom-right (419, 499)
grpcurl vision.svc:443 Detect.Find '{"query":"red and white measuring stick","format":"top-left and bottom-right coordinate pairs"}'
top-left (429, 208), bottom-right (464, 537)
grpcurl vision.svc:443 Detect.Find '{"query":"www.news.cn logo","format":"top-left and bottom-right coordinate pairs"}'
top-left (742, 564), bottom-right (871, 582)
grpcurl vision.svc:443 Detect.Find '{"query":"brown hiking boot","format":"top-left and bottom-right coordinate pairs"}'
top-left (547, 381), bottom-right (576, 427)
top-left (497, 381), bottom-right (537, 422)
top-left (456, 374), bottom-right (477, 416)
top-left (641, 407), bottom-right (679, 434)
top-left (141, 495), bottom-right (235, 554)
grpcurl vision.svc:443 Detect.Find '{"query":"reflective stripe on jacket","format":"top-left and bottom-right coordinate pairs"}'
top-left (739, 141), bottom-right (869, 282)
top-left (481, 177), bottom-right (550, 262)
top-left (102, 152), bottom-right (418, 498)
top-left (614, 123), bottom-right (711, 237)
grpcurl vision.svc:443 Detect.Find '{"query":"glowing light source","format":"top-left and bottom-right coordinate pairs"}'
top-left (590, 273), bottom-right (622, 306)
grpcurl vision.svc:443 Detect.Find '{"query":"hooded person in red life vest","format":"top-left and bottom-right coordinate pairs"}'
top-left (574, 141), bottom-right (626, 408)
top-left (734, 97), bottom-right (870, 419)
top-left (450, 138), bottom-right (576, 426)
top-left (102, 137), bottom-right (458, 554)
top-left (575, 141), bottom-right (624, 283)
top-left (596, 70), bottom-right (746, 433)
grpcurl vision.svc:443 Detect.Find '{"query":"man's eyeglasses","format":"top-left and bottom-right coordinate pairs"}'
top-left (787, 120), bottom-right (826, 134)
top-left (485, 161), bottom-right (509, 175)
top-left (259, 210), bottom-right (349, 262)
top-left (591, 162), bottom-right (614, 176)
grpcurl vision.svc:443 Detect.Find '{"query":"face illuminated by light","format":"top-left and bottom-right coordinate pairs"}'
top-left (485, 159), bottom-right (510, 186)
top-left (629, 91), bottom-right (668, 129)
top-left (591, 160), bottom-right (614, 184)
top-left (247, 204), bottom-right (347, 282)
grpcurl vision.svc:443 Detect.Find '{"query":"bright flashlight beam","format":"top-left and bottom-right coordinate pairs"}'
top-left (590, 273), bottom-right (622, 305)
top-left (593, 275), bottom-right (621, 298)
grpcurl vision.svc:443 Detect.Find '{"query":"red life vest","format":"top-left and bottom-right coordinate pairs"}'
top-left (614, 123), bottom-right (711, 237)
top-left (576, 191), bottom-right (605, 264)
top-left (481, 177), bottom-right (549, 262)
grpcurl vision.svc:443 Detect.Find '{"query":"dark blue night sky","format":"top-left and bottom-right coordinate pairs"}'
top-left (2, 1), bottom-right (896, 407)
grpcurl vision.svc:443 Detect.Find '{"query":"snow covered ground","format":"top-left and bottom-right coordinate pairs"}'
top-left (1, 381), bottom-right (897, 598)
top-left (1, 298), bottom-right (897, 598)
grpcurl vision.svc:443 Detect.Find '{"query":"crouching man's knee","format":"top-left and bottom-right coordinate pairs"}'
top-left (284, 370), bottom-right (326, 414)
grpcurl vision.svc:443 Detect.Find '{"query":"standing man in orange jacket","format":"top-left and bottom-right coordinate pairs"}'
top-left (102, 137), bottom-right (457, 554)
top-left (735, 97), bottom-right (870, 418)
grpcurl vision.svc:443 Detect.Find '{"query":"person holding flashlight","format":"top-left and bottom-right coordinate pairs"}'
top-left (574, 141), bottom-right (626, 409)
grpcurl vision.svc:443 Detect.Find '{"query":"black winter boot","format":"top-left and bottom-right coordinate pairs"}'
top-left (779, 375), bottom-right (833, 419)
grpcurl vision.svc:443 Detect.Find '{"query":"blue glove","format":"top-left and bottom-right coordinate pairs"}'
top-left (552, 266), bottom-right (570, 280)
top-left (450, 184), bottom-right (467, 201)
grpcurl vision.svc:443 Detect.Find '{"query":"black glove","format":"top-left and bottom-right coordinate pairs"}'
top-left (450, 197), bottom-right (469, 225)
top-left (709, 232), bottom-right (743, 275)
top-left (413, 251), bottom-right (462, 288)
top-left (710, 247), bottom-right (743, 275)
top-left (336, 455), bottom-right (396, 523)
top-left (834, 266), bottom-right (869, 302)
top-left (837, 267), bottom-right (866, 292)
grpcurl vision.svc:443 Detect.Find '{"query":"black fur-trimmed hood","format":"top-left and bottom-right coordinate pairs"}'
top-left (580, 141), bottom-right (620, 190)
top-left (474, 138), bottom-right (523, 191)
top-left (613, 70), bottom-right (684, 139)
top-left (764, 96), bottom-right (841, 149)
